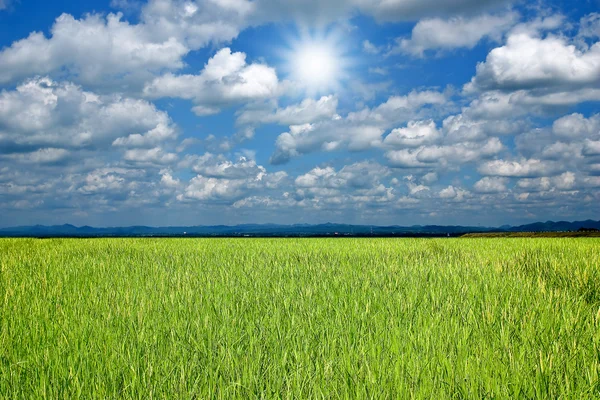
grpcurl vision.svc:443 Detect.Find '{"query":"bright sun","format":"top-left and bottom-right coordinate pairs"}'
top-left (282, 30), bottom-right (350, 95)
top-left (294, 43), bottom-right (337, 88)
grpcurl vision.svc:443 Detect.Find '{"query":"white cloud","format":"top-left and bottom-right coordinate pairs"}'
top-left (516, 172), bottom-right (576, 192)
top-left (439, 185), bottom-right (469, 200)
top-left (192, 153), bottom-right (265, 180)
top-left (180, 175), bottom-right (249, 201)
top-left (363, 40), bottom-right (382, 54)
top-left (384, 120), bottom-right (441, 147)
top-left (415, 138), bottom-right (503, 163)
top-left (439, 185), bottom-right (457, 198)
top-left (514, 113), bottom-right (600, 174)
top-left (583, 140), bottom-right (600, 156)
top-left (466, 32), bottom-right (600, 92)
top-left (473, 176), bottom-right (509, 193)
top-left (110, 0), bottom-right (143, 12)
top-left (179, 154), bottom-right (286, 202)
top-left (442, 113), bottom-right (522, 142)
top-left (347, 90), bottom-right (449, 124)
top-left (292, 162), bottom-right (394, 206)
top-left (368, 67), bottom-right (388, 76)
top-left (378, 112), bottom-right (509, 170)
top-left (236, 96), bottom-right (338, 126)
top-left (0, 13), bottom-right (188, 88)
top-left (123, 147), bottom-right (178, 165)
top-left (478, 158), bottom-right (559, 177)
top-left (552, 113), bottom-right (600, 138)
top-left (578, 13), bottom-right (600, 39)
top-left (268, 90), bottom-right (450, 164)
top-left (144, 48), bottom-right (278, 115)
top-left (160, 171), bottom-right (182, 188)
top-left (140, 0), bottom-right (253, 48)
top-left (0, 0), bottom-right (256, 88)
top-left (0, 77), bottom-right (177, 156)
top-left (407, 181), bottom-right (429, 195)
top-left (112, 123), bottom-right (177, 148)
top-left (461, 88), bottom-right (600, 121)
top-left (397, 12), bottom-right (518, 56)
top-left (249, 0), bottom-right (511, 25)
top-left (79, 169), bottom-right (127, 194)
top-left (4, 148), bottom-right (70, 165)
top-left (385, 137), bottom-right (503, 168)
top-left (296, 162), bottom-right (389, 189)
top-left (422, 172), bottom-right (438, 184)
top-left (271, 123), bottom-right (384, 165)
top-left (355, 0), bottom-right (511, 23)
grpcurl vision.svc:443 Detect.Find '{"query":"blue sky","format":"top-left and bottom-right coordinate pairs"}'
top-left (0, 0), bottom-right (599, 227)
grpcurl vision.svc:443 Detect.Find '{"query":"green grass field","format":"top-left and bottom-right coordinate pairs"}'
top-left (1, 238), bottom-right (600, 398)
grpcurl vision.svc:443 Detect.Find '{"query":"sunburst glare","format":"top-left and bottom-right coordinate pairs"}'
top-left (280, 28), bottom-right (352, 96)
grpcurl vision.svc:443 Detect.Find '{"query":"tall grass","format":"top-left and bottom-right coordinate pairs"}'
top-left (1, 238), bottom-right (599, 398)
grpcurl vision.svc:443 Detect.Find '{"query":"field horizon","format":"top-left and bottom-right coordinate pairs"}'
top-left (1, 219), bottom-right (599, 238)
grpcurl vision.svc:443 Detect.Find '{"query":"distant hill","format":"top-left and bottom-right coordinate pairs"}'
top-left (507, 220), bottom-right (600, 233)
top-left (1, 220), bottom-right (599, 238)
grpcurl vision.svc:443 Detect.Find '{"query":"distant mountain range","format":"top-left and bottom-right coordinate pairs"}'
top-left (1, 220), bottom-right (599, 237)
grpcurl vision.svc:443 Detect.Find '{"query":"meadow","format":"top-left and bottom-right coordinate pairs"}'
top-left (1, 238), bottom-right (599, 398)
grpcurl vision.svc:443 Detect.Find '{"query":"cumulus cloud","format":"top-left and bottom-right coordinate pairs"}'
top-left (270, 123), bottom-right (384, 165)
top-left (397, 12), bottom-right (518, 56)
top-left (249, 0), bottom-right (511, 25)
top-left (516, 172), bottom-right (576, 192)
top-left (584, 140), bottom-right (600, 156)
top-left (382, 115), bottom-right (504, 169)
top-left (291, 162), bottom-right (394, 207)
top-left (295, 162), bottom-right (390, 190)
top-left (0, 13), bottom-right (187, 88)
top-left (356, 0), bottom-right (511, 22)
top-left (478, 159), bottom-right (559, 177)
top-left (269, 89), bottom-right (450, 164)
top-left (0, 0), bottom-right (255, 89)
top-left (180, 175), bottom-right (250, 201)
top-left (160, 170), bottom-right (182, 188)
top-left (473, 176), bottom-right (509, 193)
top-left (3, 148), bottom-right (71, 165)
top-left (347, 90), bottom-right (450, 124)
top-left (513, 113), bottom-right (600, 176)
top-left (460, 86), bottom-right (600, 122)
top-left (236, 96), bottom-right (338, 126)
top-left (79, 169), bottom-right (128, 194)
top-left (0, 76), bottom-right (183, 215)
top-left (466, 32), bottom-right (600, 93)
top-left (422, 172), bottom-right (438, 184)
top-left (112, 123), bottom-right (177, 148)
top-left (191, 153), bottom-right (266, 180)
top-left (442, 113), bottom-right (523, 142)
top-left (144, 48), bottom-right (278, 115)
top-left (179, 154), bottom-right (287, 203)
top-left (231, 162), bottom-right (402, 214)
top-left (552, 113), bottom-right (600, 138)
top-left (123, 147), bottom-right (178, 165)
top-left (386, 138), bottom-right (503, 168)
top-left (0, 77), bottom-right (177, 157)
top-left (384, 120), bottom-right (441, 147)
top-left (439, 185), bottom-right (469, 200)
